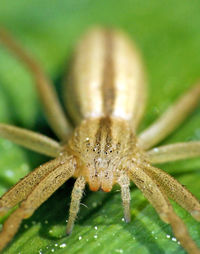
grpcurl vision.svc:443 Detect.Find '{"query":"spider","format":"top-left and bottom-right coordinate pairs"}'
top-left (0, 27), bottom-right (200, 254)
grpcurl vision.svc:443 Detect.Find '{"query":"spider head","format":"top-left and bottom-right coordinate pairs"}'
top-left (68, 117), bottom-right (141, 192)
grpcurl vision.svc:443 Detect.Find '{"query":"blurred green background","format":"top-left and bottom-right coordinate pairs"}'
top-left (0, 0), bottom-right (200, 253)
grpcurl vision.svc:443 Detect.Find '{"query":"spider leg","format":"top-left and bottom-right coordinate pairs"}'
top-left (0, 123), bottom-right (62, 157)
top-left (147, 141), bottom-right (200, 164)
top-left (129, 166), bottom-right (200, 254)
top-left (0, 27), bottom-right (72, 141)
top-left (117, 172), bottom-right (131, 222)
top-left (0, 157), bottom-right (75, 251)
top-left (66, 176), bottom-right (86, 234)
top-left (0, 153), bottom-right (69, 216)
top-left (143, 164), bottom-right (200, 221)
top-left (138, 83), bottom-right (200, 150)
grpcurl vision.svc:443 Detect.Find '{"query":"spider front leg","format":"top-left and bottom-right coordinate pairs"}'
top-left (0, 27), bottom-right (72, 141)
top-left (143, 164), bottom-right (200, 221)
top-left (0, 155), bottom-right (76, 251)
top-left (129, 166), bottom-right (200, 254)
top-left (0, 154), bottom-right (69, 216)
top-left (138, 83), bottom-right (200, 150)
top-left (147, 141), bottom-right (200, 163)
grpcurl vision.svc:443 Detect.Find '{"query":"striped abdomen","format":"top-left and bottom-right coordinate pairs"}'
top-left (65, 28), bottom-right (146, 129)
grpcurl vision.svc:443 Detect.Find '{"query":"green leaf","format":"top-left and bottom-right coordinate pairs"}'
top-left (0, 0), bottom-right (200, 253)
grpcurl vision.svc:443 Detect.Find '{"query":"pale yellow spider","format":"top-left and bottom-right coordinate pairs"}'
top-left (0, 27), bottom-right (200, 253)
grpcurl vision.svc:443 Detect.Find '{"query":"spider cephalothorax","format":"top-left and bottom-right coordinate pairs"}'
top-left (68, 117), bottom-right (143, 192)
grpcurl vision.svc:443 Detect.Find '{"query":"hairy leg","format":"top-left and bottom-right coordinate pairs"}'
top-left (117, 172), bottom-right (131, 222)
top-left (138, 83), bottom-right (200, 149)
top-left (0, 157), bottom-right (75, 251)
top-left (0, 123), bottom-right (62, 157)
top-left (147, 141), bottom-right (200, 164)
top-left (0, 27), bottom-right (72, 141)
top-left (129, 166), bottom-right (200, 254)
top-left (143, 164), bottom-right (200, 220)
top-left (66, 176), bottom-right (86, 234)
top-left (0, 153), bottom-right (70, 216)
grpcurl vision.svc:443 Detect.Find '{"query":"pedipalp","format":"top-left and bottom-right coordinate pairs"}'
top-left (66, 176), bottom-right (86, 234)
top-left (117, 172), bottom-right (131, 223)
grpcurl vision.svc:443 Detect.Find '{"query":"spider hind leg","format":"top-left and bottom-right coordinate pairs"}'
top-left (129, 165), bottom-right (200, 254)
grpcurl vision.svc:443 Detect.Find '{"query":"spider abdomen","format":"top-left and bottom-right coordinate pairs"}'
top-left (65, 28), bottom-right (146, 129)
